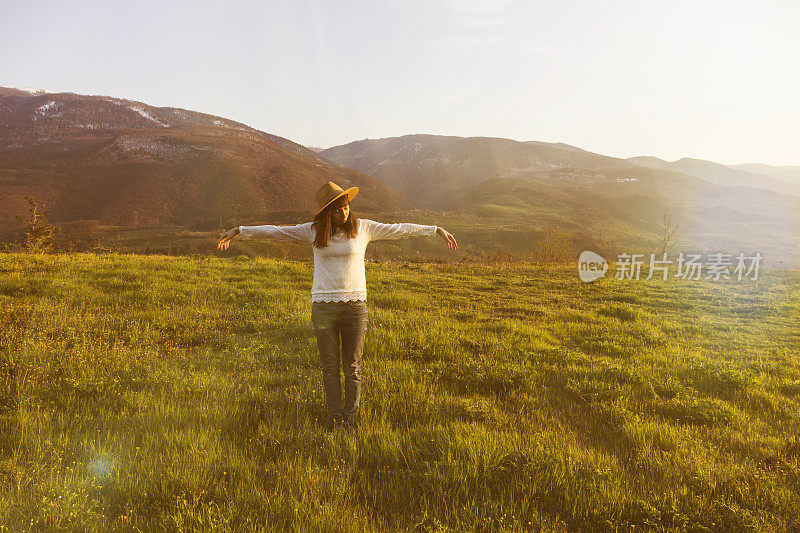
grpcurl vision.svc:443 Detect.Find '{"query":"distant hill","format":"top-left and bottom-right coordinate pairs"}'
top-left (524, 140), bottom-right (600, 154)
top-left (626, 156), bottom-right (669, 168)
top-left (0, 87), bottom-right (410, 236)
top-left (2, 87), bottom-right (54, 97)
top-left (728, 163), bottom-right (800, 185)
top-left (320, 134), bottom-right (633, 207)
top-left (627, 156), bottom-right (800, 197)
top-left (322, 134), bottom-right (800, 267)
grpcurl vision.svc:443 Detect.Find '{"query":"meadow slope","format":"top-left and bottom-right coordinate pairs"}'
top-left (1, 252), bottom-right (798, 531)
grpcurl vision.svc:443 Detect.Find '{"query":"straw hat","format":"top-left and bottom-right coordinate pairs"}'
top-left (314, 181), bottom-right (359, 218)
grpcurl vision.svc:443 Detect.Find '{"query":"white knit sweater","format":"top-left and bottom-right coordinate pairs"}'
top-left (238, 218), bottom-right (438, 302)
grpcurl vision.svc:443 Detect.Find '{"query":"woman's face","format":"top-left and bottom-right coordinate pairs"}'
top-left (331, 200), bottom-right (349, 226)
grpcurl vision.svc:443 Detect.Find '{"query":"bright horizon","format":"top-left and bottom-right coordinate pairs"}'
top-left (2, 0), bottom-right (798, 166)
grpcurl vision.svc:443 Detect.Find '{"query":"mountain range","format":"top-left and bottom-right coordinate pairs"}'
top-left (0, 87), bottom-right (408, 236)
top-left (321, 135), bottom-right (800, 204)
top-left (319, 134), bottom-right (799, 266)
top-left (1, 86), bottom-right (798, 266)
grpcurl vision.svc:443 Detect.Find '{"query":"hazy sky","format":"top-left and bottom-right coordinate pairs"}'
top-left (3, 0), bottom-right (798, 165)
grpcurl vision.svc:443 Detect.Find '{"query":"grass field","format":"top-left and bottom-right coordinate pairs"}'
top-left (1, 252), bottom-right (798, 531)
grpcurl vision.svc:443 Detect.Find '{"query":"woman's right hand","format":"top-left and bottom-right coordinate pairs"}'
top-left (217, 227), bottom-right (239, 251)
top-left (436, 227), bottom-right (458, 251)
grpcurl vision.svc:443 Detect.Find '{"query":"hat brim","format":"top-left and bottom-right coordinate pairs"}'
top-left (315, 187), bottom-right (359, 218)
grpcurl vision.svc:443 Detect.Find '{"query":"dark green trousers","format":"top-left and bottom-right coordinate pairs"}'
top-left (311, 300), bottom-right (369, 424)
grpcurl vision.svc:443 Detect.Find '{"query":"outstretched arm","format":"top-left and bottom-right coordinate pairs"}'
top-left (363, 219), bottom-right (458, 250)
top-left (365, 219), bottom-right (438, 241)
top-left (217, 222), bottom-right (314, 250)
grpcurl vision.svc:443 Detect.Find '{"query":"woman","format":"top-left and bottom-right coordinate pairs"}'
top-left (217, 181), bottom-right (458, 431)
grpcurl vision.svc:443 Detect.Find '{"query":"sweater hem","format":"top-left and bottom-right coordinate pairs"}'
top-left (311, 290), bottom-right (367, 303)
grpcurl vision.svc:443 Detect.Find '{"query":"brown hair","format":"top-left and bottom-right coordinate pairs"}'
top-left (312, 195), bottom-right (359, 248)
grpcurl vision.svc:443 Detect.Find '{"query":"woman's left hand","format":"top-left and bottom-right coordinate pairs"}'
top-left (436, 227), bottom-right (458, 251)
top-left (217, 227), bottom-right (239, 251)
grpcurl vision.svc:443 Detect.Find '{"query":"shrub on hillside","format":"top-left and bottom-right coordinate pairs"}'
top-left (4, 196), bottom-right (61, 254)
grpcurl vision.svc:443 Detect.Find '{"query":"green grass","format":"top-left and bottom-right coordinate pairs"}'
top-left (1, 252), bottom-right (798, 531)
